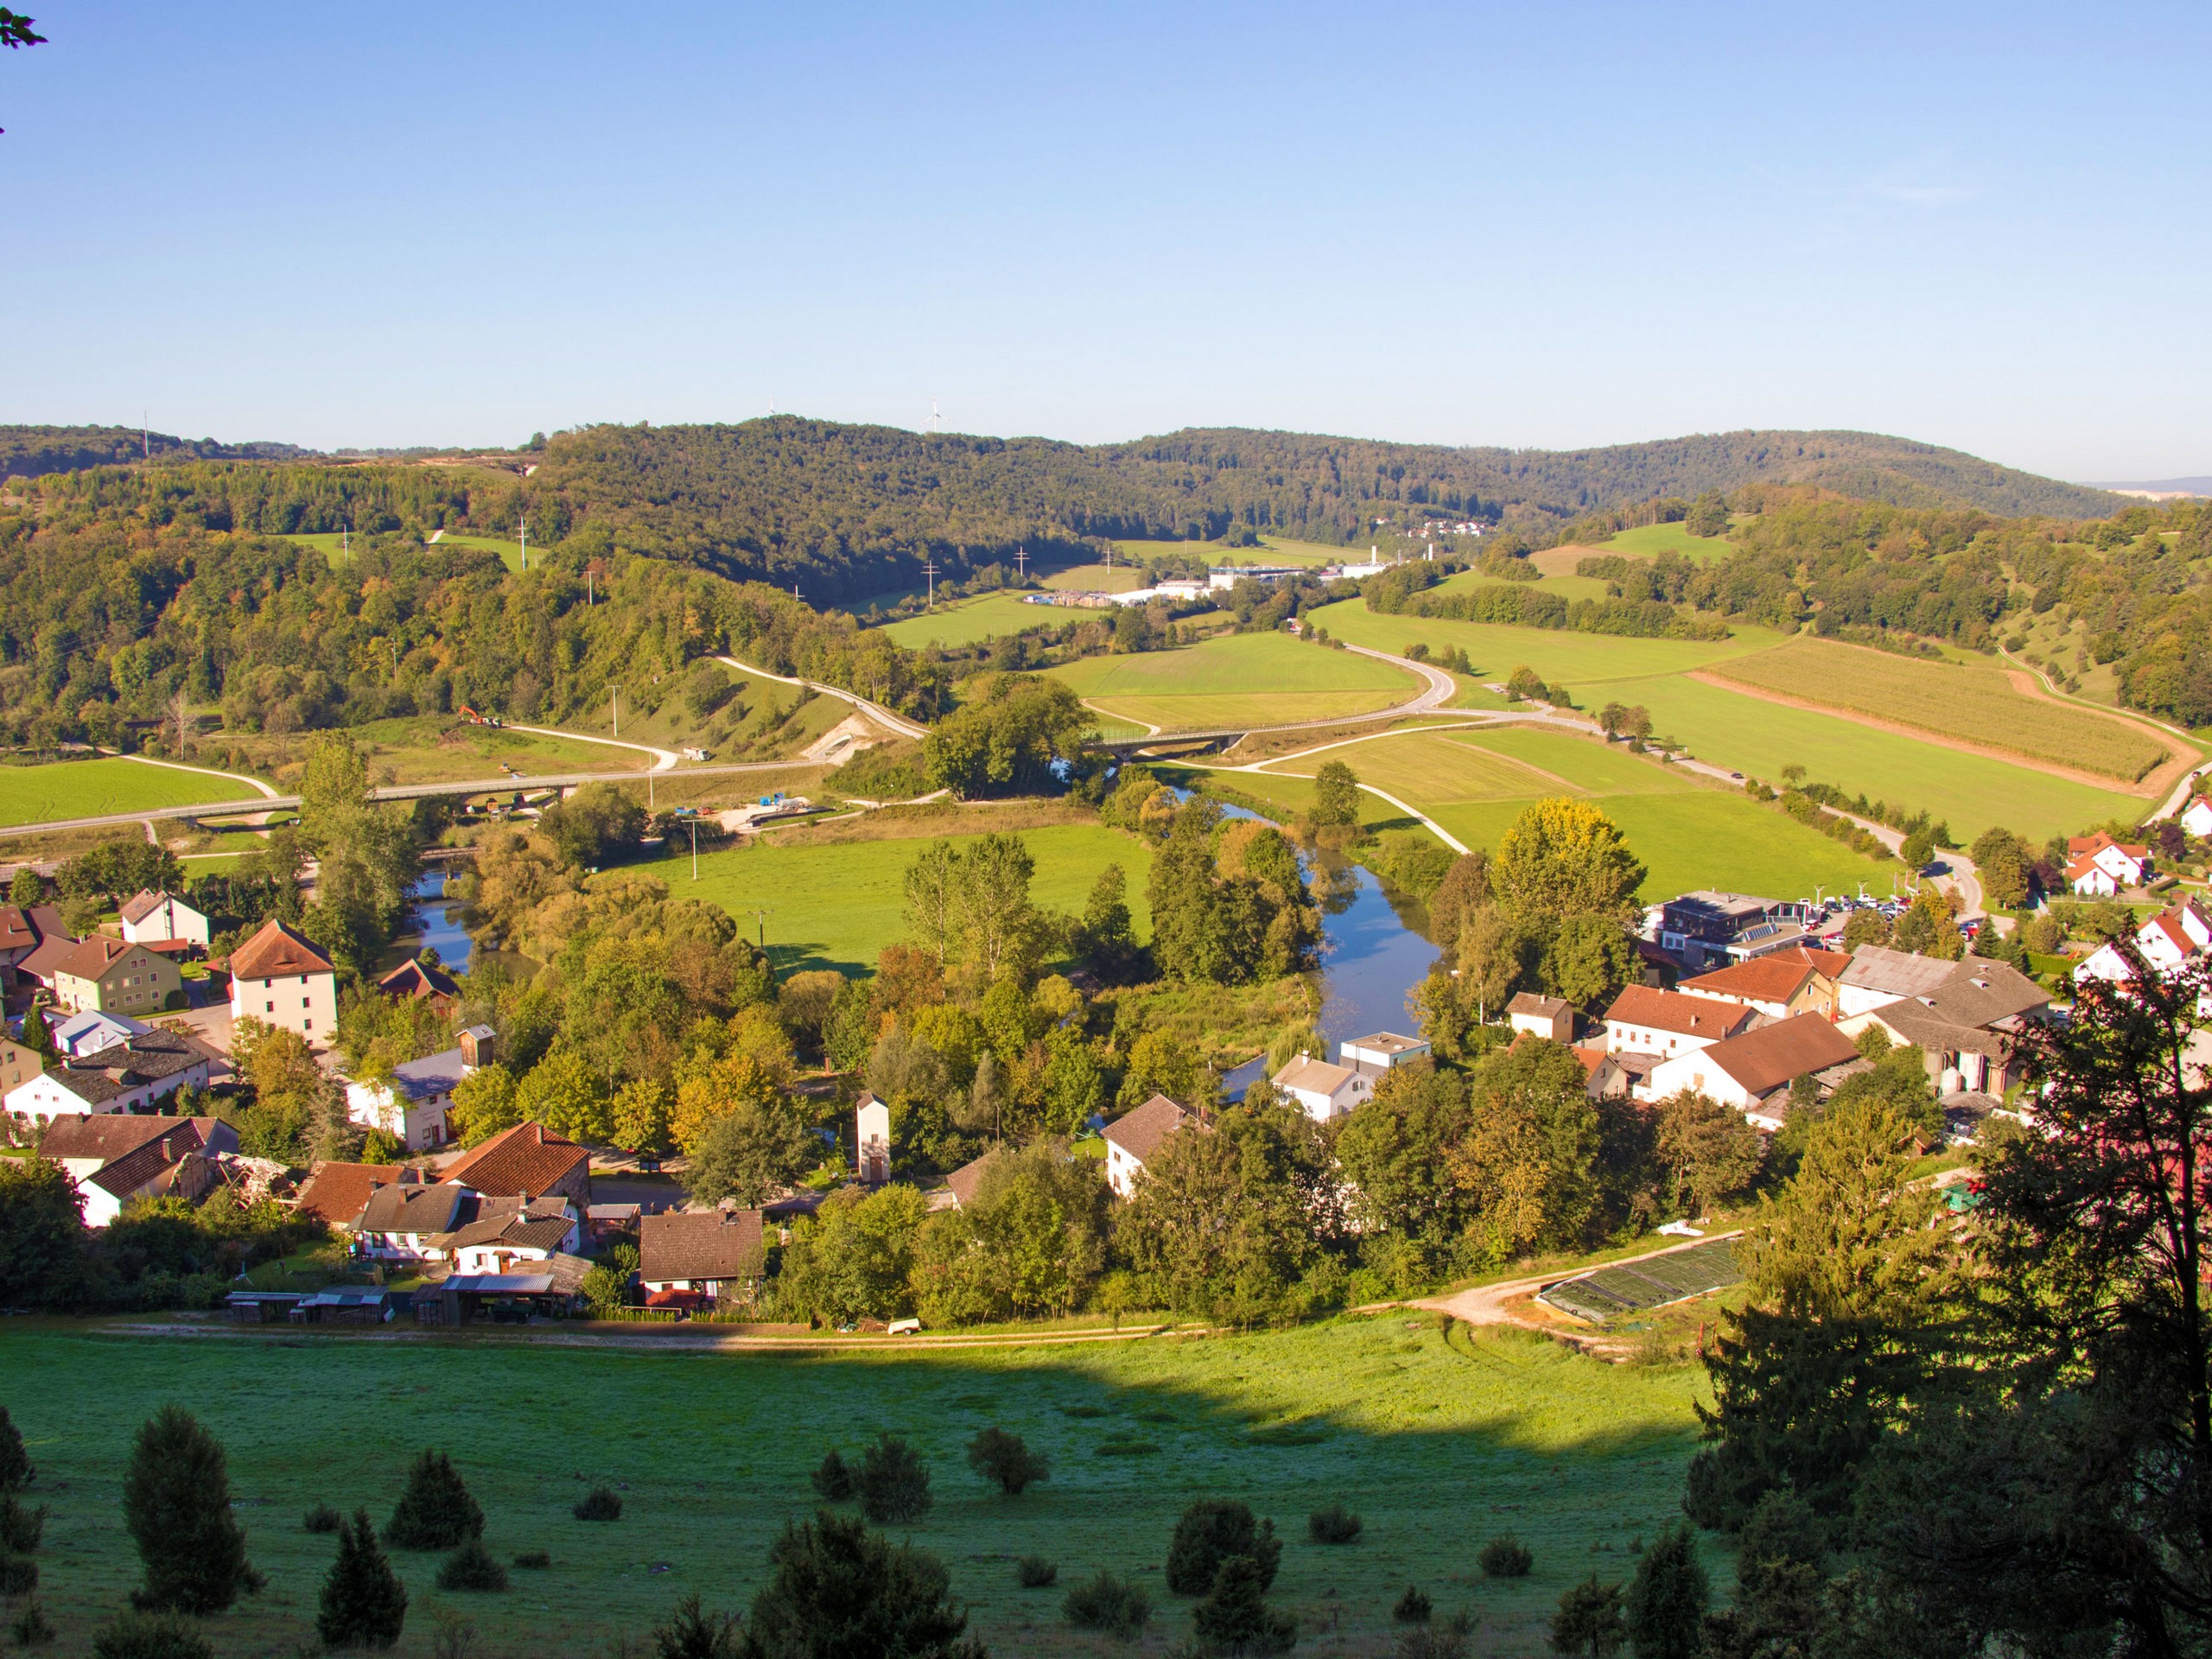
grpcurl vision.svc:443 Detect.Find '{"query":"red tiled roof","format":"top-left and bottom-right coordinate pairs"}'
top-left (1104, 1093), bottom-right (1191, 1164)
top-left (1681, 956), bottom-right (1818, 1005)
top-left (944, 1151), bottom-right (995, 1211)
top-left (1696, 1014), bottom-right (1862, 1098)
top-left (1569, 1044), bottom-right (1610, 1082)
top-left (39, 1113), bottom-right (197, 1166)
top-left (229, 918), bottom-right (334, 982)
top-left (641, 1209), bottom-right (765, 1282)
top-left (1604, 985), bottom-right (1755, 1041)
top-left (0, 907), bottom-right (34, 952)
top-left (52, 937), bottom-right (152, 982)
top-left (440, 1120), bottom-right (589, 1199)
top-left (294, 1161), bottom-right (409, 1226)
top-left (376, 957), bottom-right (461, 1001)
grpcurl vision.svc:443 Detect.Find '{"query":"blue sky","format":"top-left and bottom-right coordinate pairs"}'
top-left (1, 3), bottom-right (2206, 478)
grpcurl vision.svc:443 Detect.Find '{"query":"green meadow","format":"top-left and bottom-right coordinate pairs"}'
top-left (1048, 634), bottom-right (1418, 733)
top-left (875, 594), bottom-right (1061, 649)
top-left (0, 758), bottom-right (258, 828)
top-left (0, 1316), bottom-right (1712, 1659)
top-left (1592, 522), bottom-right (1737, 562)
top-left (663, 820), bottom-right (1154, 974)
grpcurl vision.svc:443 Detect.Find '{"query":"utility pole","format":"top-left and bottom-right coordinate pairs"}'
top-left (1015, 545), bottom-right (1028, 582)
top-left (922, 560), bottom-right (938, 610)
top-left (689, 817), bottom-right (699, 880)
top-left (518, 518), bottom-right (527, 571)
top-left (747, 907), bottom-right (772, 950)
top-left (611, 688), bottom-right (619, 737)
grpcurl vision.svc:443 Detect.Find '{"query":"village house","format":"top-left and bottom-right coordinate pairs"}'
top-left (3, 1028), bottom-right (218, 1123)
top-left (1505, 992), bottom-right (1575, 1043)
top-left (0, 1035), bottom-right (39, 1099)
top-left (444, 1202), bottom-right (582, 1276)
top-left (855, 1092), bottom-right (891, 1185)
top-left (352, 1183), bottom-right (475, 1261)
top-left (1271, 1052), bottom-right (1378, 1121)
top-left (344, 1026), bottom-right (496, 1151)
top-left (118, 890), bottom-right (211, 949)
top-left (639, 1208), bottom-right (766, 1305)
top-left (53, 1008), bottom-right (151, 1056)
top-left (1103, 1092), bottom-right (1193, 1198)
top-left (2066, 831), bottom-right (2151, 896)
top-left (1640, 1014), bottom-right (1865, 1128)
top-left (1835, 945), bottom-right (1957, 1019)
top-left (1569, 1043), bottom-right (1638, 1100)
top-left (1833, 949), bottom-right (2050, 1095)
top-left (227, 918), bottom-right (338, 1043)
top-left (48, 936), bottom-right (182, 1017)
top-left (293, 1160), bottom-right (415, 1229)
top-left (1338, 1032), bottom-right (1432, 1070)
top-left (1679, 946), bottom-right (1854, 1020)
top-left (1601, 984), bottom-right (1756, 1059)
top-left (2075, 899), bottom-right (2212, 984)
top-left (374, 956), bottom-right (461, 1008)
top-left (933, 1149), bottom-right (995, 1212)
top-left (39, 1113), bottom-right (239, 1228)
top-left (438, 1119), bottom-right (593, 1206)
top-left (2181, 794), bottom-right (2212, 840)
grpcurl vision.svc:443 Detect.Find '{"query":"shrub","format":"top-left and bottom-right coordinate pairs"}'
top-left (7, 1599), bottom-right (54, 1647)
top-left (648, 1592), bottom-right (740, 1659)
top-left (1550, 1574), bottom-right (1626, 1659)
top-left (1063, 1569), bottom-right (1152, 1639)
top-left (1394, 1585), bottom-right (1433, 1625)
top-left (855, 1433), bottom-right (931, 1525)
top-left (573, 1485), bottom-right (623, 1522)
top-left (1623, 1522), bottom-right (1707, 1659)
top-left (1016, 1556), bottom-right (1058, 1588)
top-left (318, 1509), bottom-right (408, 1652)
top-left (1165, 1499), bottom-right (1281, 1596)
top-left (512, 1550), bottom-right (550, 1570)
top-left (435, 1538), bottom-right (510, 1593)
top-left (385, 1450), bottom-right (484, 1549)
top-left (122, 1406), bottom-right (260, 1615)
top-left (0, 1555), bottom-right (35, 1596)
top-left (1478, 1533), bottom-right (1533, 1577)
top-left (966, 1427), bottom-right (1050, 1497)
top-left (303, 1503), bottom-right (342, 1534)
top-left (1307, 1504), bottom-right (1363, 1544)
top-left (1395, 1621), bottom-right (1471, 1659)
top-left (0, 1494), bottom-right (45, 1553)
top-left (0, 1407), bottom-right (29, 1493)
top-left (1192, 1554), bottom-right (1296, 1656)
top-left (743, 1510), bottom-right (974, 1656)
top-left (89, 1611), bottom-right (213, 1659)
top-left (810, 1449), bottom-right (854, 1502)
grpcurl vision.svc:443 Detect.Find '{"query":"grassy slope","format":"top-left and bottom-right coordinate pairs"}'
top-left (876, 594), bottom-right (1058, 648)
top-left (665, 821), bottom-right (1154, 975)
top-left (1595, 523), bottom-right (1738, 563)
top-left (0, 1317), bottom-right (1708, 1658)
top-left (1311, 598), bottom-right (2147, 841)
top-left (1047, 635), bottom-right (1417, 732)
top-left (0, 758), bottom-right (255, 827)
top-left (1244, 726), bottom-right (1891, 902)
top-left (1706, 637), bottom-right (2173, 783)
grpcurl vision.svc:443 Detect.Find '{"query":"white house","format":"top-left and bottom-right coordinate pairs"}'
top-left (856, 1091), bottom-right (891, 1185)
top-left (445, 1204), bottom-right (581, 1276)
top-left (344, 1027), bottom-right (497, 1151)
top-left (2182, 794), bottom-right (2212, 840)
top-left (1601, 985), bottom-right (1754, 1058)
top-left (1102, 1093), bottom-right (1192, 1198)
top-left (1339, 1031), bottom-right (1432, 1071)
top-left (38, 1113), bottom-right (238, 1228)
top-left (3, 1029), bottom-right (217, 1124)
top-left (118, 890), bottom-right (211, 948)
top-left (352, 1182), bottom-right (475, 1261)
top-left (2066, 832), bottom-right (2150, 896)
top-left (1504, 993), bottom-right (1574, 1043)
top-left (1641, 1014), bottom-right (1863, 1126)
top-left (1271, 1053), bottom-right (1378, 1121)
top-left (227, 918), bottom-right (338, 1044)
top-left (52, 1008), bottom-right (151, 1057)
top-left (2076, 899), bottom-right (2212, 984)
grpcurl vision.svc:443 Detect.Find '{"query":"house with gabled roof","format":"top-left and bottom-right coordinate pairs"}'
top-left (226, 918), bottom-right (337, 1045)
top-left (2181, 794), bottom-right (2212, 840)
top-left (2066, 832), bottom-right (2150, 896)
top-left (1505, 993), bottom-right (1574, 1043)
top-left (294, 1160), bottom-right (414, 1228)
top-left (1835, 945), bottom-right (1959, 1019)
top-left (1103, 1093), bottom-right (1194, 1198)
top-left (343, 1029), bottom-right (495, 1153)
top-left (53, 1008), bottom-right (151, 1057)
top-left (3, 1028), bottom-right (218, 1123)
top-left (39, 1113), bottom-right (238, 1228)
top-left (1642, 1014), bottom-right (1864, 1126)
top-left (1680, 946), bottom-right (1853, 1020)
top-left (353, 1182), bottom-right (475, 1260)
top-left (1601, 985), bottom-right (1755, 1059)
top-left (2077, 899), bottom-right (2212, 986)
top-left (0, 906), bottom-right (39, 982)
top-left (118, 890), bottom-right (210, 949)
top-left (51, 936), bottom-right (182, 1017)
top-left (1834, 953), bottom-right (2050, 1095)
top-left (443, 1207), bottom-right (582, 1276)
top-left (439, 1120), bottom-right (592, 1206)
top-left (376, 956), bottom-right (461, 1007)
top-left (640, 1208), bottom-right (766, 1303)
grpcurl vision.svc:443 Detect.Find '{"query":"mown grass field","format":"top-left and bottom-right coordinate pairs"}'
top-left (226, 716), bottom-right (648, 787)
top-left (666, 820), bottom-right (1154, 974)
top-left (0, 758), bottom-right (258, 828)
top-left (1043, 564), bottom-right (1147, 594)
top-left (1593, 522), bottom-right (1737, 562)
top-left (0, 1316), bottom-right (1712, 1659)
top-left (875, 594), bottom-right (1062, 648)
top-left (1705, 637), bottom-right (2176, 783)
top-left (1307, 597), bottom-right (2152, 841)
top-left (1239, 725), bottom-right (1891, 902)
top-left (1048, 635), bottom-right (1418, 733)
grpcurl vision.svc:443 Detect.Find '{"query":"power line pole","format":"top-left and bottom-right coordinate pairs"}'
top-left (518, 518), bottom-right (527, 571)
top-left (689, 817), bottom-right (699, 880)
top-left (922, 560), bottom-right (938, 610)
top-left (747, 906), bottom-right (772, 950)
top-left (1014, 545), bottom-right (1028, 582)
top-left (611, 688), bottom-right (619, 737)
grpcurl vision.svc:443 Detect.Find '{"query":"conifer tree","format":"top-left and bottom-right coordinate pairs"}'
top-left (1623, 1523), bottom-right (1707, 1659)
top-left (0, 1405), bottom-right (30, 1492)
top-left (1191, 1555), bottom-right (1296, 1656)
top-left (122, 1407), bottom-right (260, 1615)
top-left (385, 1450), bottom-right (483, 1549)
top-left (318, 1509), bottom-right (408, 1651)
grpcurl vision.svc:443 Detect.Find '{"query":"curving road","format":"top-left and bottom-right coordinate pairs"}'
top-left (718, 654), bottom-right (929, 741)
top-left (1095, 640), bottom-right (1459, 747)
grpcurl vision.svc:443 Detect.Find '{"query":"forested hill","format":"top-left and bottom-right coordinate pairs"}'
top-left (0, 425), bottom-right (310, 480)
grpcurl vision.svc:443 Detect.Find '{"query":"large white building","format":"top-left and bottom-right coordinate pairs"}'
top-left (227, 918), bottom-right (338, 1045)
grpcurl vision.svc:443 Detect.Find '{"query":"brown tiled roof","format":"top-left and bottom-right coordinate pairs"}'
top-left (0, 907), bottom-right (34, 952)
top-left (53, 936), bottom-right (151, 982)
top-left (358, 1183), bottom-right (471, 1235)
top-left (1681, 957), bottom-right (1818, 1005)
top-left (295, 1161), bottom-right (409, 1226)
top-left (1569, 1044), bottom-right (1611, 1081)
top-left (229, 918), bottom-right (334, 982)
top-left (377, 957), bottom-right (461, 1001)
top-left (40, 1112), bottom-right (198, 1166)
top-left (1605, 985), bottom-right (1755, 1041)
top-left (944, 1151), bottom-right (995, 1211)
top-left (1104, 1093), bottom-right (1190, 1164)
top-left (1506, 992), bottom-right (1573, 1019)
top-left (1923, 961), bottom-right (2050, 1029)
top-left (439, 1120), bottom-right (589, 1199)
top-left (118, 890), bottom-right (169, 925)
top-left (447, 1214), bottom-right (573, 1255)
top-left (16, 934), bottom-right (78, 982)
top-left (1695, 1014), bottom-right (1863, 1098)
top-left (641, 1208), bottom-right (765, 1282)
top-left (86, 1137), bottom-right (200, 1199)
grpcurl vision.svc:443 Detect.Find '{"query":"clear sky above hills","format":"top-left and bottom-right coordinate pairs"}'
top-left (1, 3), bottom-right (2205, 478)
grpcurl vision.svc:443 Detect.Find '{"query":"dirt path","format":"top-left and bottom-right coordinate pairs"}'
top-left (1415, 1230), bottom-right (1745, 1336)
top-left (1687, 670), bottom-right (2168, 793)
top-left (502, 721), bottom-right (679, 773)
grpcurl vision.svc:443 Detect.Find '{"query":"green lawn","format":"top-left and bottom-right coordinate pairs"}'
top-left (0, 758), bottom-right (258, 827)
top-left (1308, 597), bottom-right (1783, 689)
top-left (1108, 536), bottom-right (1351, 569)
top-left (0, 1315), bottom-right (1711, 1658)
top-left (663, 821), bottom-right (1155, 974)
top-left (283, 531), bottom-right (531, 573)
top-left (875, 594), bottom-right (1062, 648)
top-left (226, 716), bottom-right (646, 785)
top-left (1592, 523), bottom-right (1737, 563)
top-left (1046, 634), bottom-right (1419, 733)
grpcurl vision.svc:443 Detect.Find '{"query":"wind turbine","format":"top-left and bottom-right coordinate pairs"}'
top-left (930, 399), bottom-right (942, 433)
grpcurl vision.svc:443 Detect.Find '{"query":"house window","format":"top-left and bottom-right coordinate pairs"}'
top-left (266, 1001), bottom-right (275, 1013)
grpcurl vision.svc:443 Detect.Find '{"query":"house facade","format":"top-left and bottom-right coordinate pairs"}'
top-left (39, 1113), bottom-right (239, 1228)
top-left (3, 1029), bottom-right (217, 1123)
top-left (1103, 1093), bottom-right (1192, 1198)
top-left (1601, 984), bottom-right (1754, 1059)
top-left (2076, 899), bottom-right (2212, 984)
top-left (118, 890), bottom-right (211, 949)
top-left (2181, 795), bottom-right (2212, 840)
top-left (1642, 1014), bottom-right (1863, 1127)
top-left (51, 937), bottom-right (182, 1016)
top-left (1270, 1053), bottom-right (1378, 1121)
top-left (1504, 993), bottom-right (1574, 1043)
top-left (226, 918), bottom-right (338, 1044)
top-left (2066, 832), bottom-right (2149, 896)
top-left (343, 1028), bottom-right (494, 1152)
top-left (1678, 946), bottom-right (1852, 1020)
top-left (639, 1208), bottom-right (766, 1302)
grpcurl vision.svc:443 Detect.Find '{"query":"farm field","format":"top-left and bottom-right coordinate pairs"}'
top-left (1239, 725), bottom-right (1891, 902)
top-left (1309, 597), bottom-right (2154, 842)
top-left (225, 716), bottom-right (649, 787)
top-left (1042, 563), bottom-right (1146, 593)
top-left (875, 593), bottom-right (1059, 648)
top-left (0, 1316), bottom-right (1712, 1659)
top-left (667, 819), bottom-right (1154, 974)
top-left (1594, 522), bottom-right (1737, 562)
top-left (0, 758), bottom-right (259, 828)
top-left (1047, 633), bottom-right (1419, 732)
top-left (1705, 637), bottom-right (2177, 783)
